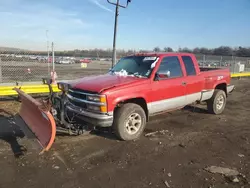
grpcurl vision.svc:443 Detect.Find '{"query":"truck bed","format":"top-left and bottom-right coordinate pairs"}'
top-left (200, 67), bottom-right (230, 77)
top-left (199, 67), bottom-right (231, 90)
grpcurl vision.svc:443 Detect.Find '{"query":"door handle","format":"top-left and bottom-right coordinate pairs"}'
top-left (182, 82), bottom-right (187, 86)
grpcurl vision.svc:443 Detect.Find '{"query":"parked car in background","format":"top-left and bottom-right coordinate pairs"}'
top-left (54, 57), bottom-right (75, 64)
top-left (29, 56), bottom-right (39, 60)
top-left (80, 58), bottom-right (91, 63)
top-left (58, 59), bottom-right (75, 64)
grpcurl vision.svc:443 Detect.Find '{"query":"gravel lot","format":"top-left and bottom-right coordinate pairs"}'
top-left (0, 78), bottom-right (250, 188)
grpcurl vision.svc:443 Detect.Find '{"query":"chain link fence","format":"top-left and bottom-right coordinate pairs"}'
top-left (0, 52), bottom-right (250, 85)
top-left (196, 54), bottom-right (250, 73)
top-left (0, 52), bottom-right (111, 85)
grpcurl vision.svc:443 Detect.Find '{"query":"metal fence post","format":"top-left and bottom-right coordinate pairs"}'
top-left (203, 55), bottom-right (205, 67)
top-left (248, 59), bottom-right (250, 72)
top-left (0, 58), bottom-right (2, 83)
top-left (46, 30), bottom-right (50, 76)
top-left (232, 55), bottom-right (235, 73)
top-left (52, 42), bottom-right (55, 72)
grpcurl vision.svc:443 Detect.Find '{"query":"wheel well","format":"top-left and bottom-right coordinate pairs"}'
top-left (116, 98), bottom-right (149, 121)
top-left (215, 83), bottom-right (227, 96)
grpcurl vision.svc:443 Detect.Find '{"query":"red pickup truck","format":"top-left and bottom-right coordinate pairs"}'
top-left (59, 53), bottom-right (234, 141)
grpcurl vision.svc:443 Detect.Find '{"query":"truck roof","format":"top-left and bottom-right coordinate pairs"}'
top-left (130, 52), bottom-right (194, 57)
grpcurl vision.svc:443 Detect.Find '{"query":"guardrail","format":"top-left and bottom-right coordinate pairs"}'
top-left (0, 84), bottom-right (60, 96)
top-left (230, 72), bottom-right (250, 78)
top-left (0, 72), bottom-right (250, 97)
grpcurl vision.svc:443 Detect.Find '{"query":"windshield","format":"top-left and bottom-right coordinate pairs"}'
top-left (110, 56), bottom-right (159, 78)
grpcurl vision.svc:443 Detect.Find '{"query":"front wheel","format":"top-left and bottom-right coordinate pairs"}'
top-left (113, 103), bottom-right (146, 141)
top-left (207, 89), bottom-right (226, 115)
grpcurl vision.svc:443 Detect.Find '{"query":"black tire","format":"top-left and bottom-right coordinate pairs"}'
top-left (207, 89), bottom-right (227, 115)
top-left (113, 103), bottom-right (146, 141)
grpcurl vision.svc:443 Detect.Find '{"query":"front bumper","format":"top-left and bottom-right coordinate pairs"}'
top-left (65, 102), bottom-right (113, 127)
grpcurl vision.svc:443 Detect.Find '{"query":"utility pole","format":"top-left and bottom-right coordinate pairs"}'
top-left (107, 0), bottom-right (131, 68)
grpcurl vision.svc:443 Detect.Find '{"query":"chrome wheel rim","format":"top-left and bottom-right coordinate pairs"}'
top-left (216, 95), bottom-right (224, 110)
top-left (125, 113), bottom-right (142, 135)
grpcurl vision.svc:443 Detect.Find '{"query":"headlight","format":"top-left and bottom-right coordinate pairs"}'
top-left (87, 104), bottom-right (107, 113)
top-left (87, 96), bottom-right (100, 102)
top-left (86, 95), bottom-right (107, 113)
top-left (87, 95), bottom-right (106, 103)
top-left (58, 82), bottom-right (70, 91)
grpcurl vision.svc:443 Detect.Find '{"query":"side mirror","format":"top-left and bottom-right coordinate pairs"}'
top-left (155, 70), bottom-right (170, 80)
top-left (165, 70), bottom-right (171, 77)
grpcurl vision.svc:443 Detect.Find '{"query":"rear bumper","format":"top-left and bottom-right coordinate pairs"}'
top-left (227, 85), bottom-right (235, 94)
top-left (65, 102), bottom-right (113, 127)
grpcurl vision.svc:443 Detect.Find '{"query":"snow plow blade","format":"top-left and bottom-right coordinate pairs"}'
top-left (14, 88), bottom-right (56, 154)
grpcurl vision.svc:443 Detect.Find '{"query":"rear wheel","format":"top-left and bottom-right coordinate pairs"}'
top-left (113, 103), bottom-right (146, 141)
top-left (207, 89), bottom-right (226, 115)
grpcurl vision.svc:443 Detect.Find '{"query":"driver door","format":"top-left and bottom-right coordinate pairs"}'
top-left (148, 56), bottom-right (187, 115)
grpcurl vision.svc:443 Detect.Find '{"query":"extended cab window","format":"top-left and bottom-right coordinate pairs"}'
top-left (157, 56), bottom-right (183, 79)
top-left (182, 56), bottom-right (196, 76)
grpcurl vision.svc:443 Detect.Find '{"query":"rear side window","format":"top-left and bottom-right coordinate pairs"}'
top-left (158, 56), bottom-right (183, 78)
top-left (182, 56), bottom-right (196, 76)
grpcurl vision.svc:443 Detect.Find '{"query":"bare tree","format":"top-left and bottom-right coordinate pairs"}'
top-left (164, 47), bottom-right (173, 52)
top-left (153, 47), bottom-right (161, 52)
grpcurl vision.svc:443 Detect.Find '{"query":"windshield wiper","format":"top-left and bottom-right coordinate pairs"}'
top-left (109, 69), bottom-right (115, 74)
top-left (110, 70), bottom-right (145, 78)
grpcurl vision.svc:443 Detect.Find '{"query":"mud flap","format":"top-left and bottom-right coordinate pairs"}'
top-left (14, 88), bottom-right (56, 154)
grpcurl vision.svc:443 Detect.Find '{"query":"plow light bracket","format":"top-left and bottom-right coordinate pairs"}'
top-left (42, 78), bottom-right (52, 85)
top-left (57, 82), bottom-right (70, 92)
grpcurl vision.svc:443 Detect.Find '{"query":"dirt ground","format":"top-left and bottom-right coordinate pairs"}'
top-left (0, 79), bottom-right (250, 188)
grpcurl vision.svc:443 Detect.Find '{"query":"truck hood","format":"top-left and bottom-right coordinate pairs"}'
top-left (69, 74), bottom-right (144, 93)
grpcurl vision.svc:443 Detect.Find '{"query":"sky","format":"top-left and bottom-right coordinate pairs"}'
top-left (0, 0), bottom-right (249, 51)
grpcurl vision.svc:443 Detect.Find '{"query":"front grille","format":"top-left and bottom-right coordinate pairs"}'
top-left (67, 88), bottom-right (96, 109)
top-left (68, 98), bottom-right (87, 109)
top-left (67, 89), bottom-right (103, 111)
top-left (68, 89), bottom-right (87, 100)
